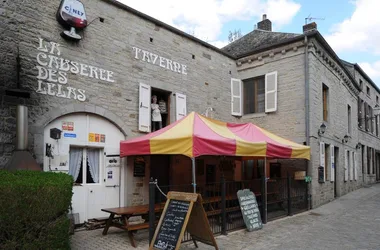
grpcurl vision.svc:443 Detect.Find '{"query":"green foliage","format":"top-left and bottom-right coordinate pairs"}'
top-left (0, 170), bottom-right (73, 250)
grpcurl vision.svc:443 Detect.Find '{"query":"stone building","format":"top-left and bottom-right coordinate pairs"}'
top-left (1, 0), bottom-right (379, 222)
top-left (222, 18), bottom-right (380, 207)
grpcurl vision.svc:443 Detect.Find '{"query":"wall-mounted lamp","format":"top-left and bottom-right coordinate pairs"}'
top-left (318, 123), bottom-right (326, 136)
top-left (342, 134), bottom-right (350, 144)
top-left (356, 142), bottom-right (362, 149)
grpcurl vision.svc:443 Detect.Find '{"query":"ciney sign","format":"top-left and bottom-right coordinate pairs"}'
top-left (57, 0), bottom-right (87, 29)
top-left (36, 38), bottom-right (115, 102)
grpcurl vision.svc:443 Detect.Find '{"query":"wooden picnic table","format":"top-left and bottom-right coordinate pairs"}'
top-left (101, 203), bottom-right (164, 248)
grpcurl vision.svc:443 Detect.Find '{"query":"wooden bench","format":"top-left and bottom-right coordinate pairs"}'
top-left (101, 204), bottom-right (164, 248)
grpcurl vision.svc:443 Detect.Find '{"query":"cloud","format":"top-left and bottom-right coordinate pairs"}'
top-left (359, 61), bottom-right (380, 84)
top-left (325, 0), bottom-right (380, 54)
top-left (117, 0), bottom-right (301, 43)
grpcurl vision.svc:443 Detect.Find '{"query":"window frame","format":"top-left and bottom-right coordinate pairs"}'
top-left (70, 147), bottom-right (102, 185)
top-left (243, 75), bottom-right (265, 115)
top-left (347, 104), bottom-right (351, 135)
top-left (322, 84), bottom-right (329, 122)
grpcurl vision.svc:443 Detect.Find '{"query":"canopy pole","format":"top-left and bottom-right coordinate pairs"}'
top-left (191, 158), bottom-right (196, 193)
top-left (264, 157), bottom-right (268, 223)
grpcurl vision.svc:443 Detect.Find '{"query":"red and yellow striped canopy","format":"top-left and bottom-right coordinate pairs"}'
top-left (120, 112), bottom-right (310, 160)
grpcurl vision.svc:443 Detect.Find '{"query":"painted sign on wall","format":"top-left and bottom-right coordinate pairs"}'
top-left (132, 46), bottom-right (188, 75)
top-left (36, 38), bottom-right (116, 102)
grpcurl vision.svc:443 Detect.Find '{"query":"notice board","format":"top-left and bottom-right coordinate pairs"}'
top-left (150, 191), bottom-right (218, 250)
top-left (237, 189), bottom-right (263, 232)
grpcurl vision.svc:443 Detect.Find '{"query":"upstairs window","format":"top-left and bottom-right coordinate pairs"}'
top-left (358, 98), bottom-right (363, 129)
top-left (347, 104), bottom-right (351, 135)
top-left (243, 76), bottom-right (265, 114)
top-left (322, 84), bottom-right (329, 121)
top-left (359, 79), bottom-right (363, 89)
top-left (377, 95), bottom-right (379, 104)
top-left (366, 86), bottom-right (370, 96)
top-left (232, 71), bottom-right (277, 116)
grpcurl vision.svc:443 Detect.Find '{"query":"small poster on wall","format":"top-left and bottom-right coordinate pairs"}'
top-left (88, 133), bottom-right (106, 143)
top-left (62, 121), bottom-right (74, 131)
top-left (88, 133), bottom-right (95, 142)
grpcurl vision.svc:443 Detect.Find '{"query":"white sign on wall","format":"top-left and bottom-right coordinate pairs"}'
top-left (36, 37), bottom-right (116, 102)
top-left (132, 46), bottom-right (188, 75)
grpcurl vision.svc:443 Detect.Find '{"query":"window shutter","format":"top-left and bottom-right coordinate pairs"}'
top-left (350, 151), bottom-right (354, 181)
top-left (344, 150), bottom-right (348, 181)
top-left (354, 152), bottom-right (357, 181)
top-left (265, 71), bottom-right (278, 113)
top-left (138, 83), bottom-right (151, 132)
top-left (176, 93), bottom-right (187, 121)
top-left (231, 78), bottom-right (242, 116)
top-left (330, 145), bottom-right (335, 182)
top-left (320, 142), bottom-right (325, 182)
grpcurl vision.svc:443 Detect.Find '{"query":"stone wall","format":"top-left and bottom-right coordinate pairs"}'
top-left (0, 0), bottom-right (237, 170)
top-left (236, 41), bottom-right (307, 144)
top-left (354, 69), bottom-right (380, 184)
top-left (308, 38), bottom-right (362, 207)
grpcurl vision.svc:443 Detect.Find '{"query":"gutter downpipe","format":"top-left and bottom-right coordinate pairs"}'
top-left (304, 33), bottom-right (311, 210)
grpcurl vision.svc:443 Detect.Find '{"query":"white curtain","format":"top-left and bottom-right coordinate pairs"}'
top-left (69, 148), bottom-right (83, 181)
top-left (87, 149), bottom-right (100, 183)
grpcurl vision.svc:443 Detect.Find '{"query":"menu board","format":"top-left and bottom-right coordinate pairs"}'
top-left (153, 200), bottom-right (190, 250)
top-left (237, 189), bottom-right (263, 232)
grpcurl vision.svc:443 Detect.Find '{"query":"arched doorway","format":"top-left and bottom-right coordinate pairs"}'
top-left (44, 113), bottom-right (125, 223)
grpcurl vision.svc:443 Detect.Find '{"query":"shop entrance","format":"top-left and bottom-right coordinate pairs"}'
top-left (334, 147), bottom-right (339, 198)
top-left (43, 113), bottom-right (125, 223)
top-left (150, 155), bottom-right (170, 202)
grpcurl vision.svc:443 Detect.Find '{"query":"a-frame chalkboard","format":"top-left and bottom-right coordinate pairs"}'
top-left (150, 191), bottom-right (218, 250)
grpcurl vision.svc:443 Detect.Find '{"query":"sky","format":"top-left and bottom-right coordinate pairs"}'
top-left (118, 0), bottom-right (380, 85)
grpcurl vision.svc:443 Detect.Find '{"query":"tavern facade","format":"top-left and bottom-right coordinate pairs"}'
top-left (1, 0), bottom-right (379, 222)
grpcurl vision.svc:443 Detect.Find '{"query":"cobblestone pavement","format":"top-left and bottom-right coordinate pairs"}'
top-left (71, 184), bottom-right (380, 250)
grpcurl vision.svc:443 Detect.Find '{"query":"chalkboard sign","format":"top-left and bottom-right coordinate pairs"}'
top-left (237, 189), bottom-right (263, 232)
top-left (153, 200), bottom-right (190, 250)
top-left (150, 191), bottom-right (218, 250)
top-left (133, 156), bottom-right (145, 177)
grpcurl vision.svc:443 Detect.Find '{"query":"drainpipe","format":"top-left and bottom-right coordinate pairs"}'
top-left (304, 34), bottom-right (311, 210)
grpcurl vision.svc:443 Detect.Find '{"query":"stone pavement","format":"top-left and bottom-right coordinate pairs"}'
top-left (71, 184), bottom-right (380, 250)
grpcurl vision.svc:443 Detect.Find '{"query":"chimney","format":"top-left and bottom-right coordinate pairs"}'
top-left (257, 14), bottom-right (272, 31)
top-left (303, 22), bottom-right (317, 33)
top-left (5, 105), bottom-right (40, 171)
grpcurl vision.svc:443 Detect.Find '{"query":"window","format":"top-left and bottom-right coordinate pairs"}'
top-left (358, 99), bottom-right (364, 128)
top-left (359, 79), bottom-right (363, 89)
top-left (372, 149), bottom-right (375, 174)
top-left (377, 95), bottom-right (379, 104)
top-left (347, 105), bottom-right (351, 135)
top-left (376, 115), bottom-right (379, 136)
top-left (361, 146), bottom-right (365, 174)
top-left (243, 76), bottom-right (265, 114)
top-left (370, 106), bottom-right (374, 133)
top-left (365, 103), bottom-right (369, 131)
top-left (231, 72), bottom-right (277, 116)
top-left (69, 147), bottom-right (101, 184)
top-left (322, 84), bottom-right (329, 121)
top-left (367, 86), bottom-right (370, 96)
top-left (345, 150), bottom-right (350, 182)
top-left (138, 83), bottom-right (181, 133)
top-left (367, 146), bottom-right (371, 175)
top-left (242, 159), bottom-right (264, 179)
top-left (324, 144), bottom-right (330, 181)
